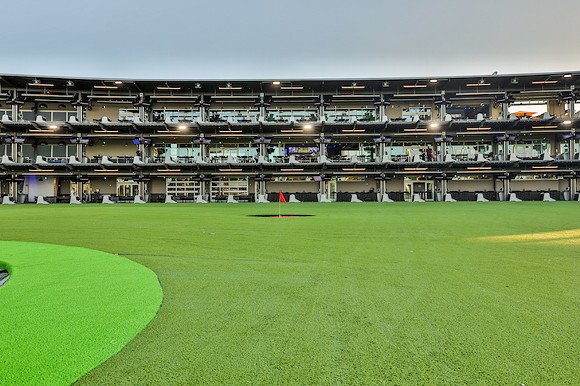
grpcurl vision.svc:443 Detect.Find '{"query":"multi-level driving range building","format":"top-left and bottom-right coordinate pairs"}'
top-left (0, 72), bottom-right (579, 204)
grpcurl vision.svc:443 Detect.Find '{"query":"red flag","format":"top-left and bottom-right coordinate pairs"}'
top-left (279, 192), bottom-right (286, 203)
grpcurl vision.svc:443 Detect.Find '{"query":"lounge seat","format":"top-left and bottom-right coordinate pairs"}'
top-left (542, 192), bottom-right (556, 202)
top-left (36, 196), bottom-right (49, 205)
top-left (350, 194), bottom-right (363, 203)
top-left (195, 195), bottom-right (208, 204)
top-left (2, 196), bottom-right (15, 205)
top-left (102, 195), bottom-right (115, 204)
top-left (413, 194), bottom-right (425, 202)
top-left (509, 193), bottom-right (522, 202)
top-left (476, 193), bottom-right (489, 202)
top-left (444, 193), bottom-right (457, 202)
top-left (289, 194), bottom-right (301, 203)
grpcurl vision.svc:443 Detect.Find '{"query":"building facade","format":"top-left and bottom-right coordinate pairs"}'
top-left (1, 72), bottom-right (579, 203)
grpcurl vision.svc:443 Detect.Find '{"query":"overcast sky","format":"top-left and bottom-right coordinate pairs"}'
top-left (3, 0), bottom-right (579, 80)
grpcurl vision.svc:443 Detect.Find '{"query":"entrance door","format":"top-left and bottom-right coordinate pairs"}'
top-left (404, 178), bottom-right (434, 201)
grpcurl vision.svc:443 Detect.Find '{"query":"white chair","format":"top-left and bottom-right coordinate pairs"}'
top-left (444, 114), bottom-right (453, 122)
top-left (476, 193), bottom-right (489, 202)
top-left (133, 156), bottom-right (146, 165)
top-left (164, 116), bottom-right (175, 124)
top-left (476, 154), bottom-right (486, 162)
top-left (289, 194), bottom-right (301, 203)
top-left (35, 155), bottom-right (48, 165)
top-left (36, 196), bottom-right (49, 205)
top-left (227, 195), bottom-right (239, 203)
top-left (164, 153), bottom-right (179, 165)
top-left (257, 155), bottom-right (268, 164)
top-left (194, 155), bottom-right (207, 164)
top-left (68, 156), bottom-right (81, 164)
top-left (2, 196), bottom-right (15, 205)
top-left (508, 113), bottom-right (518, 120)
top-left (68, 116), bottom-right (79, 124)
top-left (476, 113), bottom-right (485, 121)
top-left (542, 192), bottom-right (556, 202)
top-left (288, 155), bottom-right (299, 164)
top-left (164, 195), bottom-right (177, 204)
top-left (350, 194), bottom-right (363, 203)
top-left (509, 193), bottom-right (522, 202)
top-left (509, 153), bottom-right (521, 162)
top-left (444, 153), bottom-right (454, 162)
top-left (195, 195), bottom-right (208, 204)
top-left (133, 195), bottom-right (146, 204)
top-left (101, 116), bottom-right (111, 124)
top-left (382, 154), bottom-right (392, 163)
top-left (70, 194), bottom-right (82, 204)
top-left (1, 155), bottom-right (15, 164)
top-left (444, 193), bottom-right (457, 202)
top-left (413, 194), bottom-right (425, 202)
top-left (256, 194), bottom-right (269, 203)
top-left (35, 115), bottom-right (46, 123)
top-left (133, 116), bottom-right (142, 124)
top-left (381, 193), bottom-right (394, 202)
top-left (350, 155), bottom-right (359, 163)
top-left (412, 154), bottom-right (423, 163)
top-left (1, 114), bottom-right (11, 123)
top-left (102, 195), bottom-right (115, 204)
top-left (100, 156), bottom-right (114, 165)
top-left (542, 152), bottom-right (554, 161)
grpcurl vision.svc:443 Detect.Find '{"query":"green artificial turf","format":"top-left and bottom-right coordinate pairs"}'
top-left (0, 202), bottom-right (578, 385)
top-left (0, 241), bottom-right (162, 386)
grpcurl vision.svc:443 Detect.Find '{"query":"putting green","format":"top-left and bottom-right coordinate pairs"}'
top-left (0, 241), bottom-right (162, 386)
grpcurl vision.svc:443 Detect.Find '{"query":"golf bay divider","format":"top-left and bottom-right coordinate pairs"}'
top-left (0, 241), bottom-right (163, 386)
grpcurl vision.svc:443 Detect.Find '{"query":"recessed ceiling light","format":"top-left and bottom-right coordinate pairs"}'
top-left (94, 85), bottom-right (118, 89)
top-left (403, 84), bottom-right (428, 89)
top-left (531, 80), bottom-right (558, 85)
top-left (563, 74), bottom-right (573, 78)
top-left (429, 79), bottom-right (438, 83)
top-left (303, 124), bottom-right (312, 129)
top-left (49, 125), bottom-right (58, 129)
top-left (178, 124), bottom-right (187, 130)
top-left (280, 86), bottom-right (304, 90)
top-left (114, 80), bottom-right (123, 85)
top-left (562, 120), bottom-right (572, 125)
top-left (272, 81), bottom-right (281, 85)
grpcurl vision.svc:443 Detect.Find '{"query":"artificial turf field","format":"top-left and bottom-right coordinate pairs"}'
top-left (0, 202), bottom-right (578, 385)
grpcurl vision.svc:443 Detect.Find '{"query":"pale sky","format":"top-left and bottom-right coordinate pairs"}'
top-left (3, 0), bottom-right (579, 80)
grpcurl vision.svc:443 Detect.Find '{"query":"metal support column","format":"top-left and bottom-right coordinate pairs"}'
top-left (76, 105), bottom-right (85, 122)
top-left (11, 103), bottom-right (19, 121)
top-left (502, 102), bottom-right (509, 120)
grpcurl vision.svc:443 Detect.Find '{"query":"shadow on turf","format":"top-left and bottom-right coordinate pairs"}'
top-left (248, 214), bottom-right (315, 218)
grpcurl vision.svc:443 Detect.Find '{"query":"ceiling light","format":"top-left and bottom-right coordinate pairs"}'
top-left (272, 81), bottom-right (281, 85)
top-left (403, 128), bottom-right (428, 132)
top-left (303, 124), bottom-right (312, 130)
top-left (280, 86), bottom-right (304, 90)
top-left (28, 80), bottom-right (54, 87)
top-left (157, 85), bottom-right (181, 91)
top-left (341, 82), bottom-right (365, 90)
top-left (429, 79), bottom-right (438, 83)
top-left (49, 125), bottom-right (58, 129)
top-left (466, 82), bottom-right (491, 87)
top-left (114, 80), bottom-right (123, 85)
top-left (563, 74), bottom-right (573, 78)
top-left (403, 84), bottom-right (428, 89)
top-left (342, 168), bottom-right (366, 172)
top-left (219, 168), bottom-right (243, 172)
top-left (178, 124), bottom-right (187, 130)
top-left (280, 168), bottom-right (304, 172)
top-left (218, 129), bottom-right (243, 133)
top-left (562, 120), bottom-right (572, 125)
top-left (429, 122), bottom-right (439, 129)
top-left (281, 129), bottom-right (303, 133)
top-left (404, 167), bottom-right (428, 171)
top-left (531, 80), bottom-right (558, 85)
top-left (94, 85), bottom-right (118, 89)
top-left (219, 83), bottom-right (242, 90)
top-left (465, 127), bottom-right (491, 131)
top-left (341, 129), bottom-right (365, 133)
top-left (531, 125), bottom-right (558, 129)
